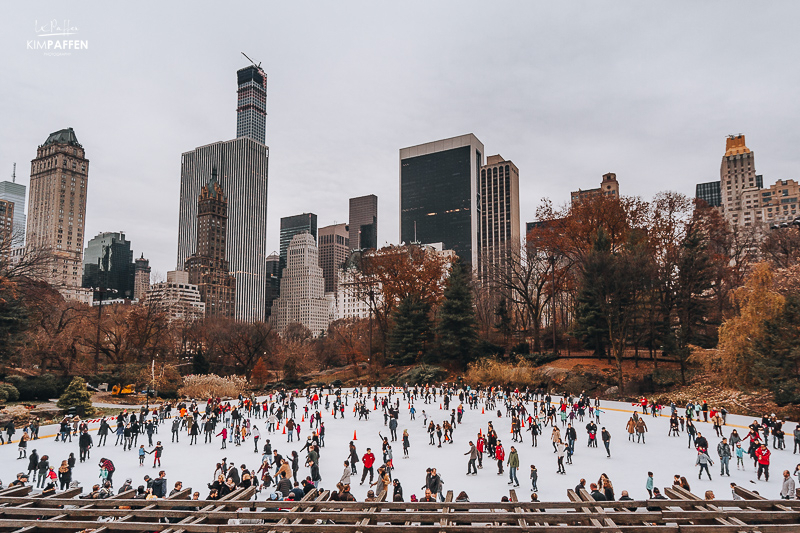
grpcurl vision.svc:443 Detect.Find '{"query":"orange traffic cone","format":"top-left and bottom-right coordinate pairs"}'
top-left (353, 430), bottom-right (357, 440)
top-left (282, 425), bottom-right (286, 434)
top-left (439, 404), bottom-right (443, 410)
top-left (353, 406), bottom-right (356, 412)
top-left (332, 409), bottom-right (335, 416)
top-left (301, 415), bottom-right (305, 422)
top-left (521, 419), bottom-right (525, 428)
top-left (481, 407), bottom-right (485, 414)
top-left (374, 404), bottom-right (377, 410)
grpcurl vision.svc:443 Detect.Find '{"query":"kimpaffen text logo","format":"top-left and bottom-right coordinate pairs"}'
top-left (27, 19), bottom-right (88, 56)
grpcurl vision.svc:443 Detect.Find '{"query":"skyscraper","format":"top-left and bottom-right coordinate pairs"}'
top-left (185, 168), bottom-right (236, 319)
top-left (0, 169), bottom-right (26, 246)
top-left (479, 155), bottom-right (520, 282)
top-left (82, 231), bottom-right (135, 299)
top-left (145, 271), bottom-right (205, 323)
top-left (236, 65), bottom-right (267, 144)
top-left (134, 254), bottom-right (151, 301)
top-left (348, 194), bottom-right (378, 250)
top-left (399, 134), bottom-right (484, 266)
top-left (318, 223), bottom-right (349, 293)
top-left (264, 252), bottom-right (280, 319)
top-left (279, 213), bottom-right (317, 275)
top-left (27, 128), bottom-right (92, 303)
top-left (270, 232), bottom-right (330, 336)
top-left (0, 200), bottom-right (13, 247)
top-left (177, 65), bottom-right (269, 323)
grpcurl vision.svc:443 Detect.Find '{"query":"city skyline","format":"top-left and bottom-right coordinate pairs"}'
top-left (2, 3), bottom-right (800, 278)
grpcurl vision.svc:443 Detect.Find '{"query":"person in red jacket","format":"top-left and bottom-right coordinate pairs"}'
top-left (755, 443), bottom-right (771, 481)
top-left (476, 435), bottom-right (485, 469)
top-left (360, 448), bottom-right (375, 485)
top-left (495, 441), bottom-right (505, 475)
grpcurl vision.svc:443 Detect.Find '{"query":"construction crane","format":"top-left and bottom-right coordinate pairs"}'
top-left (241, 52), bottom-right (261, 69)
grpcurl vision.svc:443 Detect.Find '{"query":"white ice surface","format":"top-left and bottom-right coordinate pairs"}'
top-left (3, 391), bottom-right (798, 502)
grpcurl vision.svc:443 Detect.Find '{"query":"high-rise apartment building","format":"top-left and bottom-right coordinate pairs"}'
top-left (479, 155), bottom-right (520, 282)
top-left (0, 200), bottom-right (13, 247)
top-left (134, 254), bottom-right (151, 301)
top-left (318, 223), bottom-right (349, 293)
top-left (694, 135), bottom-right (797, 230)
top-left (270, 232), bottom-right (331, 336)
top-left (349, 194), bottom-right (378, 250)
top-left (185, 168), bottom-right (236, 319)
top-left (27, 128), bottom-right (92, 303)
top-left (570, 173), bottom-right (620, 205)
top-left (177, 65), bottom-right (269, 323)
top-left (236, 65), bottom-right (267, 144)
top-left (0, 173), bottom-right (26, 246)
top-left (82, 231), bottom-right (135, 299)
top-left (279, 213), bottom-right (317, 275)
top-left (145, 270), bottom-right (205, 323)
top-left (399, 134), bottom-right (484, 266)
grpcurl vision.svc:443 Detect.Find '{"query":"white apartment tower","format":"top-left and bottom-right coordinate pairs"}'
top-left (270, 232), bottom-right (330, 336)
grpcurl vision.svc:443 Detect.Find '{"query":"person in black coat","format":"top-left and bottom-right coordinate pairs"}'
top-left (79, 431), bottom-right (93, 462)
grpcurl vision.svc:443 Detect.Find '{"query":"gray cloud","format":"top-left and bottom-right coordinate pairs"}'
top-left (1, 1), bottom-right (798, 275)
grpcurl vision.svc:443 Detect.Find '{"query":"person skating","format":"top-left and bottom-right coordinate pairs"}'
top-left (601, 427), bottom-right (611, 458)
top-left (507, 446), bottom-right (520, 487)
top-left (465, 441), bottom-right (478, 475)
top-left (556, 439), bottom-right (566, 474)
top-left (495, 440), bottom-right (505, 475)
top-left (360, 447), bottom-right (375, 485)
top-left (530, 465), bottom-right (538, 492)
top-left (696, 450), bottom-right (714, 480)
top-left (717, 438), bottom-right (731, 476)
top-left (755, 443), bottom-right (771, 481)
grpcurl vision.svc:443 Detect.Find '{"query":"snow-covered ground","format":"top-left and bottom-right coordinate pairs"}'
top-left (2, 391), bottom-right (798, 502)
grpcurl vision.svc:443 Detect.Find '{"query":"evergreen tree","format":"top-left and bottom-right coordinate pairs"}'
top-left (434, 259), bottom-right (478, 367)
top-left (57, 377), bottom-right (95, 416)
top-left (192, 349), bottom-right (210, 375)
top-left (388, 294), bottom-right (432, 365)
top-left (754, 294), bottom-right (800, 405)
top-left (673, 225), bottom-right (716, 383)
top-left (573, 230), bottom-right (611, 358)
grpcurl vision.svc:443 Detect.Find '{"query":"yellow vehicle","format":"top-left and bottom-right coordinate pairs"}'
top-left (111, 384), bottom-right (136, 395)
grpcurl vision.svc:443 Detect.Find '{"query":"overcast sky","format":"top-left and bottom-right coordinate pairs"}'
top-left (1, 2), bottom-right (799, 277)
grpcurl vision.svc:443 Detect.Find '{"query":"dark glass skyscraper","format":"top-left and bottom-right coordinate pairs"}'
top-left (348, 194), bottom-right (378, 250)
top-left (82, 231), bottom-right (135, 299)
top-left (695, 181), bottom-right (722, 207)
top-left (236, 65), bottom-right (267, 144)
top-left (399, 134), bottom-right (484, 265)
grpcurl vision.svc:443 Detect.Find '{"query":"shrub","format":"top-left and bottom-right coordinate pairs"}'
top-left (522, 352), bottom-right (559, 367)
top-left (178, 374), bottom-right (249, 399)
top-left (464, 357), bottom-right (538, 386)
top-left (57, 377), bottom-right (95, 416)
top-left (7, 375), bottom-right (66, 401)
top-left (390, 365), bottom-right (447, 386)
top-left (0, 383), bottom-right (20, 402)
top-left (511, 342), bottom-right (530, 355)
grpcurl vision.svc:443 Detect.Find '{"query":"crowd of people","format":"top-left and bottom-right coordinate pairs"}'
top-left (1, 385), bottom-right (799, 503)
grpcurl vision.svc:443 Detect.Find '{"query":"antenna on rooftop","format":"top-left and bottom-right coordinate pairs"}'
top-left (11, 163), bottom-right (15, 183)
top-left (241, 52), bottom-right (261, 69)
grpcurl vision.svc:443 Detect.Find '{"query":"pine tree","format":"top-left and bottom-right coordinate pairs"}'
top-left (434, 259), bottom-right (478, 367)
top-left (388, 294), bottom-right (432, 365)
top-left (673, 225), bottom-right (716, 383)
top-left (192, 349), bottom-right (210, 375)
top-left (754, 294), bottom-right (800, 405)
top-left (57, 377), bottom-right (95, 416)
top-left (573, 230), bottom-right (611, 359)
